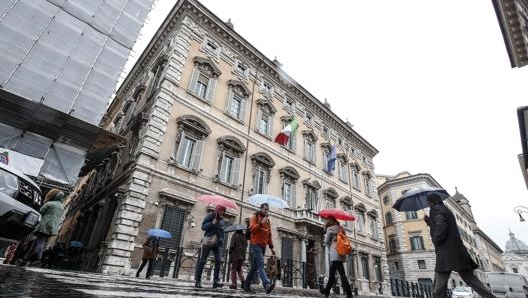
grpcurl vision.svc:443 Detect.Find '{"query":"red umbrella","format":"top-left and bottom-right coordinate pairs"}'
top-left (318, 208), bottom-right (356, 221)
top-left (197, 194), bottom-right (238, 210)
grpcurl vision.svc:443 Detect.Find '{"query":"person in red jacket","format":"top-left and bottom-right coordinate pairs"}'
top-left (243, 203), bottom-right (275, 294)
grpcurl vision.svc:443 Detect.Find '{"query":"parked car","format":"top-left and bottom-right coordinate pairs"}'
top-left (486, 272), bottom-right (528, 298)
top-left (0, 162), bottom-right (42, 242)
top-left (452, 286), bottom-right (474, 298)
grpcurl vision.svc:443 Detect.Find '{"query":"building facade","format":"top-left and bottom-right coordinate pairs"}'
top-left (0, 0), bottom-right (153, 189)
top-left (377, 172), bottom-right (493, 290)
top-left (59, 0), bottom-right (389, 294)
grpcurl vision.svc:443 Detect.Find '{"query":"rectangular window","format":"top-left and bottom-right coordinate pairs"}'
top-left (254, 167), bottom-right (267, 194)
top-left (220, 155), bottom-right (234, 183)
top-left (196, 74), bottom-right (208, 98)
top-left (410, 235), bottom-right (425, 250)
top-left (176, 135), bottom-right (196, 168)
top-left (357, 212), bottom-right (365, 233)
top-left (306, 186), bottom-right (317, 211)
top-left (352, 167), bottom-right (361, 189)
top-left (259, 112), bottom-right (270, 135)
top-left (361, 255), bottom-right (370, 280)
top-left (406, 211), bottom-right (418, 220)
top-left (305, 140), bottom-right (315, 162)
top-left (369, 217), bottom-right (379, 239)
top-left (283, 181), bottom-right (295, 208)
top-left (339, 161), bottom-right (348, 182)
top-left (364, 176), bottom-right (372, 196)
top-left (388, 236), bottom-right (397, 253)
top-left (229, 94), bottom-right (242, 118)
top-left (385, 212), bottom-right (393, 224)
top-left (418, 260), bottom-right (426, 269)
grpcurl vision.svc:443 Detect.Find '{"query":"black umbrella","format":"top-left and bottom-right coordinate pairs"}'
top-left (392, 186), bottom-right (449, 211)
top-left (224, 224), bottom-right (247, 233)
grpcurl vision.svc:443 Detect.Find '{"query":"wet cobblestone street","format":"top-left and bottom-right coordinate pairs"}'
top-left (0, 264), bottom-right (323, 298)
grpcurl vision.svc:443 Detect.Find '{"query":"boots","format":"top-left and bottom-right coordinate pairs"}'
top-left (194, 281), bottom-right (202, 289)
top-left (213, 281), bottom-right (224, 289)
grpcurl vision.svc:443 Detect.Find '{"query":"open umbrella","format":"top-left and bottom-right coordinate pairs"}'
top-left (197, 194), bottom-right (238, 210)
top-left (318, 208), bottom-right (356, 221)
top-left (392, 186), bottom-right (450, 211)
top-left (248, 194), bottom-right (289, 209)
top-left (224, 224), bottom-right (247, 233)
top-left (147, 228), bottom-right (172, 239)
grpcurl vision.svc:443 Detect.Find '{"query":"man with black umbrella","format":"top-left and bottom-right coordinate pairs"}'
top-left (424, 194), bottom-right (496, 298)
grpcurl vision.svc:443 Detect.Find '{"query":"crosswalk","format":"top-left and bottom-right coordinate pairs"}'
top-left (1, 266), bottom-right (315, 298)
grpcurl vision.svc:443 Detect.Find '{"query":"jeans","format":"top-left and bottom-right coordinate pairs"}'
top-left (324, 261), bottom-right (353, 298)
top-left (245, 244), bottom-right (270, 288)
top-left (433, 270), bottom-right (496, 298)
top-left (24, 233), bottom-right (48, 262)
top-left (195, 245), bottom-right (222, 282)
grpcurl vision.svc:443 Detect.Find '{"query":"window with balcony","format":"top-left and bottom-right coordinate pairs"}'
top-left (303, 180), bottom-right (321, 212)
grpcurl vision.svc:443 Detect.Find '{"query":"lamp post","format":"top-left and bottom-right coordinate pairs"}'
top-left (513, 206), bottom-right (528, 222)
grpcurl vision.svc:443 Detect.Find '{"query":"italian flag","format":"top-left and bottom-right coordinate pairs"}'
top-left (274, 118), bottom-right (298, 146)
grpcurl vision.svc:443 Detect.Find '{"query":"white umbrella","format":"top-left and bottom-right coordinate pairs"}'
top-left (248, 194), bottom-right (289, 209)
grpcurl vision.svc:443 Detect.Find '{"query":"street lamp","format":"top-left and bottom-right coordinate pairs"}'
top-left (513, 206), bottom-right (528, 222)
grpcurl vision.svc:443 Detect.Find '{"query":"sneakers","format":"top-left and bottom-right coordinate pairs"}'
top-left (212, 282), bottom-right (224, 289)
top-left (265, 283), bottom-right (275, 294)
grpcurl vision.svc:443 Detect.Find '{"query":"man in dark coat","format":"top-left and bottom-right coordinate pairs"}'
top-left (424, 194), bottom-right (496, 298)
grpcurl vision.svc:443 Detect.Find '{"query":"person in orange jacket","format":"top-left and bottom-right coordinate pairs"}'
top-left (243, 203), bottom-right (275, 294)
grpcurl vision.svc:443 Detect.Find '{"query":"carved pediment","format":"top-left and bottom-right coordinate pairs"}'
top-left (279, 166), bottom-right (300, 180)
top-left (250, 152), bottom-right (275, 168)
top-left (193, 56), bottom-right (222, 77)
top-left (227, 79), bottom-right (251, 97)
top-left (176, 114), bottom-right (212, 137)
top-left (217, 135), bottom-right (246, 153)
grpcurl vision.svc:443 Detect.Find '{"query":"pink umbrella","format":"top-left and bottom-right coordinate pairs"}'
top-left (197, 194), bottom-right (238, 210)
top-left (318, 208), bottom-right (356, 221)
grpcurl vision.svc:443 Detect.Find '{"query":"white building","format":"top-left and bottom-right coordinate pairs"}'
top-left (502, 231), bottom-right (528, 278)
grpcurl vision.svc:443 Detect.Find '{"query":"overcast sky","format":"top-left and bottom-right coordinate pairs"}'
top-left (123, 0), bottom-right (528, 249)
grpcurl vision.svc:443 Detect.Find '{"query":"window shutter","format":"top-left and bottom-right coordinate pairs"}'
top-left (206, 77), bottom-right (216, 102)
top-left (232, 157), bottom-right (241, 185)
top-left (188, 68), bottom-right (199, 93)
top-left (304, 139), bottom-right (308, 159)
top-left (226, 90), bottom-right (233, 113)
top-left (256, 108), bottom-right (262, 132)
top-left (239, 98), bottom-right (247, 122)
top-left (175, 132), bottom-right (186, 165)
top-left (191, 140), bottom-right (204, 171)
top-left (219, 153), bottom-right (227, 182)
top-left (267, 115), bottom-right (273, 137)
top-left (291, 184), bottom-right (296, 208)
top-left (262, 169), bottom-right (268, 194)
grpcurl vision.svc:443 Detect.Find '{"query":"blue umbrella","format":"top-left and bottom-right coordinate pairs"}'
top-left (248, 194), bottom-right (289, 209)
top-left (69, 241), bottom-right (84, 248)
top-left (147, 228), bottom-right (172, 239)
top-left (392, 186), bottom-right (449, 211)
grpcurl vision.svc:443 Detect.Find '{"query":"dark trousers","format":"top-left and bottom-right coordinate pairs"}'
top-left (433, 270), bottom-right (496, 298)
top-left (230, 259), bottom-right (245, 285)
top-left (324, 261), bottom-right (353, 298)
top-left (137, 258), bottom-right (155, 278)
top-left (195, 245), bottom-right (222, 282)
top-left (23, 233), bottom-right (48, 262)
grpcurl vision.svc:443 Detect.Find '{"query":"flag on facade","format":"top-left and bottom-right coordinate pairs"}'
top-left (326, 145), bottom-right (337, 173)
top-left (274, 118), bottom-right (298, 146)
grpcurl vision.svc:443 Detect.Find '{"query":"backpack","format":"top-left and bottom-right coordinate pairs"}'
top-left (336, 227), bottom-right (352, 256)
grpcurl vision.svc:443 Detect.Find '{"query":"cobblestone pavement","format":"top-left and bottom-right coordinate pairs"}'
top-left (0, 264), bottom-right (324, 298)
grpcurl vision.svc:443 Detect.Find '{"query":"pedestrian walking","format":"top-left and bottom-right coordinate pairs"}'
top-left (228, 229), bottom-right (247, 289)
top-left (194, 205), bottom-right (226, 289)
top-left (19, 189), bottom-right (65, 266)
top-left (424, 194), bottom-right (497, 298)
top-left (243, 203), bottom-right (275, 294)
top-left (136, 236), bottom-right (160, 279)
top-left (320, 216), bottom-right (353, 298)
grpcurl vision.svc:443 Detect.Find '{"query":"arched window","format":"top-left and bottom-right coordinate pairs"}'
top-left (279, 166), bottom-right (299, 208)
top-left (215, 135), bottom-right (245, 187)
top-left (188, 56), bottom-right (222, 102)
top-left (256, 99), bottom-right (276, 138)
top-left (173, 115), bottom-right (211, 173)
top-left (226, 80), bottom-right (250, 122)
top-left (250, 152), bottom-right (275, 194)
top-left (302, 179), bottom-right (321, 211)
top-left (323, 188), bottom-right (338, 209)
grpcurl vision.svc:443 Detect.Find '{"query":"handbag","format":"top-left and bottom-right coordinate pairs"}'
top-left (202, 233), bottom-right (218, 248)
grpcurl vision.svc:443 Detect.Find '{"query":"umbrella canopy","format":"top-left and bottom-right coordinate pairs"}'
top-left (69, 241), bottom-right (84, 248)
top-left (147, 228), bottom-right (172, 239)
top-left (392, 186), bottom-right (450, 211)
top-left (248, 194), bottom-right (289, 209)
top-left (197, 194), bottom-right (239, 210)
top-left (318, 208), bottom-right (357, 221)
top-left (224, 224), bottom-right (247, 233)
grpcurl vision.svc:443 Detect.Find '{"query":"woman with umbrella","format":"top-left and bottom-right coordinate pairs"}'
top-left (194, 205), bottom-right (226, 289)
top-left (136, 235), bottom-right (160, 279)
top-left (319, 210), bottom-right (355, 298)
